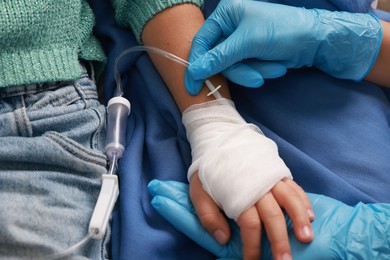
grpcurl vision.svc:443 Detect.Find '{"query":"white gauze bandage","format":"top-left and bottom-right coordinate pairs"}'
top-left (182, 98), bottom-right (292, 221)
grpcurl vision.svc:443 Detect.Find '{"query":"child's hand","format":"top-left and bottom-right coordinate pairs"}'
top-left (190, 172), bottom-right (314, 260)
top-left (181, 98), bottom-right (314, 259)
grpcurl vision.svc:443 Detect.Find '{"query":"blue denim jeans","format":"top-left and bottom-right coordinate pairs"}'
top-left (0, 67), bottom-right (109, 259)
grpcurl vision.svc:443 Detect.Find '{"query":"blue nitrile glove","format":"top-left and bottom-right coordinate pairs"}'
top-left (148, 179), bottom-right (390, 259)
top-left (185, 0), bottom-right (383, 95)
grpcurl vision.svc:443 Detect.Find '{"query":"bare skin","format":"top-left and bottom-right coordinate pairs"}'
top-left (142, 4), bottom-right (314, 260)
top-left (365, 20), bottom-right (390, 88)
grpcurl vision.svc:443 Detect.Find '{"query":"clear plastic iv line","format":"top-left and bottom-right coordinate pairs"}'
top-left (114, 45), bottom-right (222, 99)
top-left (37, 233), bottom-right (93, 260)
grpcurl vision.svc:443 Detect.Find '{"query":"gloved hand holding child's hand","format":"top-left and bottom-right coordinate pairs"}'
top-left (185, 0), bottom-right (382, 95)
top-left (148, 179), bottom-right (390, 259)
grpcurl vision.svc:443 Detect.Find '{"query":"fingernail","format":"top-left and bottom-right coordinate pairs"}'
top-left (213, 229), bottom-right (227, 244)
top-left (301, 225), bottom-right (313, 238)
top-left (277, 253), bottom-right (292, 260)
top-left (307, 209), bottom-right (315, 220)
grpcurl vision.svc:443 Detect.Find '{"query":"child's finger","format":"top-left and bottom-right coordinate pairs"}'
top-left (256, 192), bottom-right (292, 260)
top-left (189, 172), bottom-right (231, 245)
top-left (272, 181), bottom-right (314, 243)
top-left (284, 179), bottom-right (315, 221)
top-left (236, 206), bottom-right (262, 260)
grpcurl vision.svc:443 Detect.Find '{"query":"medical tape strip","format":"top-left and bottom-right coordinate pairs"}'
top-left (182, 98), bottom-right (292, 220)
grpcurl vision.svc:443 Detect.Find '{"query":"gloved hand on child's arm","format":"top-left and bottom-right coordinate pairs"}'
top-left (185, 0), bottom-right (383, 95)
top-left (148, 179), bottom-right (390, 259)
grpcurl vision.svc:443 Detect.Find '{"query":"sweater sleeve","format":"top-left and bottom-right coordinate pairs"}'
top-left (112, 0), bottom-right (203, 44)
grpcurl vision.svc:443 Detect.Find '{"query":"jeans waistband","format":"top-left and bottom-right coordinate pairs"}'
top-left (0, 63), bottom-right (91, 98)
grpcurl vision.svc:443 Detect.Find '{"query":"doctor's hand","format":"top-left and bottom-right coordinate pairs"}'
top-left (185, 0), bottom-right (382, 95)
top-left (148, 179), bottom-right (390, 259)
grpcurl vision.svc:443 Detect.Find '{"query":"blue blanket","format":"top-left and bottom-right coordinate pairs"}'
top-left (91, 1), bottom-right (390, 259)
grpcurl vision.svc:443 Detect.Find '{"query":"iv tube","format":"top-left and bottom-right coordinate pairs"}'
top-left (114, 45), bottom-right (222, 99)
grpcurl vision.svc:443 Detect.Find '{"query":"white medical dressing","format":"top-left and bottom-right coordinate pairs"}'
top-left (183, 98), bottom-right (292, 220)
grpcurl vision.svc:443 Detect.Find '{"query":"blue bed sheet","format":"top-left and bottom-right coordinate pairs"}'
top-left (91, 0), bottom-right (390, 259)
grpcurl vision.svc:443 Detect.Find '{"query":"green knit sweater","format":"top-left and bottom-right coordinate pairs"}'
top-left (0, 0), bottom-right (203, 88)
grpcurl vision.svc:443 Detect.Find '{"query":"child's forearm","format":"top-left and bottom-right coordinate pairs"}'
top-left (141, 3), bottom-right (231, 113)
top-left (141, 6), bottom-right (315, 260)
